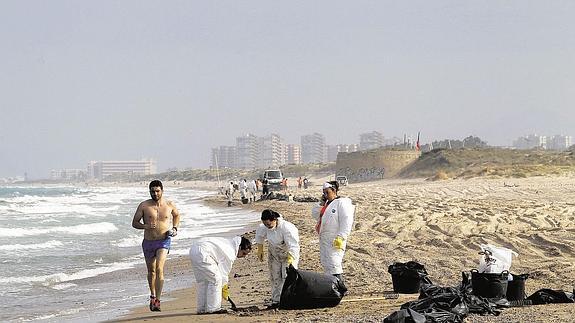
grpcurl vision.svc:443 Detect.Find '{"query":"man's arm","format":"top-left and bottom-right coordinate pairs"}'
top-left (171, 202), bottom-right (180, 230)
top-left (131, 203), bottom-right (149, 230)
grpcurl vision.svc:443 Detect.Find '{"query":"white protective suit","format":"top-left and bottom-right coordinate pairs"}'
top-left (239, 180), bottom-right (247, 199)
top-left (254, 218), bottom-right (300, 303)
top-left (247, 180), bottom-right (257, 201)
top-left (311, 197), bottom-right (355, 275)
top-left (189, 236), bottom-right (241, 313)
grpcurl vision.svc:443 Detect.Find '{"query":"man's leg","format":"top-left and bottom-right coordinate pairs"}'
top-left (154, 248), bottom-right (169, 301)
top-left (145, 256), bottom-right (157, 297)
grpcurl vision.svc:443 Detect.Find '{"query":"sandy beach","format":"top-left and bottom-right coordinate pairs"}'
top-left (115, 175), bottom-right (575, 322)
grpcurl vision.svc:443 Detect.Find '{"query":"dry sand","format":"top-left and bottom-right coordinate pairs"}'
top-left (115, 175), bottom-right (575, 322)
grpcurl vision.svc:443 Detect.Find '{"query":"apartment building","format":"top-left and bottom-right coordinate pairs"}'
top-left (301, 133), bottom-right (327, 164)
top-left (257, 133), bottom-right (285, 169)
top-left (547, 135), bottom-right (572, 151)
top-left (286, 144), bottom-right (301, 165)
top-left (235, 134), bottom-right (259, 169)
top-left (512, 134), bottom-right (547, 150)
top-left (211, 146), bottom-right (236, 169)
top-left (359, 131), bottom-right (384, 151)
top-left (87, 159), bottom-right (157, 180)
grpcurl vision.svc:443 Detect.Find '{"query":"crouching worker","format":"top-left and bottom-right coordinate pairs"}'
top-left (255, 209), bottom-right (300, 309)
top-left (189, 236), bottom-right (252, 314)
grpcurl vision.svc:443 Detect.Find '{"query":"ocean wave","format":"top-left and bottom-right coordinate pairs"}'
top-left (0, 240), bottom-right (63, 251)
top-left (0, 260), bottom-right (138, 285)
top-left (0, 222), bottom-right (118, 237)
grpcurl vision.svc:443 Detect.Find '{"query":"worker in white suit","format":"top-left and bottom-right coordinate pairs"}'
top-left (254, 209), bottom-right (300, 309)
top-left (311, 181), bottom-right (355, 285)
top-left (189, 236), bottom-right (252, 314)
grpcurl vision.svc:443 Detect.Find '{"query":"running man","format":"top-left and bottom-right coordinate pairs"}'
top-left (132, 180), bottom-right (180, 312)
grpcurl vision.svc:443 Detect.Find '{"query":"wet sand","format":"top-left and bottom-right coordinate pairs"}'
top-left (115, 175), bottom-right (575, 322)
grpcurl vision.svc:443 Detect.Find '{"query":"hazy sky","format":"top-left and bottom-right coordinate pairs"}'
top-left (1, 1), bottom-right (574, 178)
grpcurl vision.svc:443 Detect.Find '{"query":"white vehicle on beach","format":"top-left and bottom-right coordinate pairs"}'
top-left (263, 169), bottom-right (283, 191)
top-left (336, 175), bottom-right (348, 186)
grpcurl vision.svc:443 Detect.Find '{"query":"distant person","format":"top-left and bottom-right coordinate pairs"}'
top-left (255, 178), bottom-right (261, 192)
top-left (255, 209), bottom-right (300, 309)
top-left (189, 236), bottom-right (252, 314)
top-left (226, 181), bottom-right (234, 206)
top-left (311, 181), bottom-right (355, 291)
top-left (239, 179), bottom-right (247, 201)
top-left (247, 179), bottom-right (257, 202)
top-left (303, 177), bottom-right (309, 190)
top-left (297, 176), bottom-right (303, 190)
top-left (262, 178), bottom-right (269, 197)
top-left (132, 180), bottom-right (181, 312)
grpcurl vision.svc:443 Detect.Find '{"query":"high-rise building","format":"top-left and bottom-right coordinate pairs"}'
top-left (236, 134), bottom-right (259, 169)
top-left (301, 133), bottom-right (327, 164)
top-left (211, 146), bottom-right (236, 169)
top-left (286, 144), bottom-right (301, 165)
top-left (547, 135), bottom-right (572, 151)
top-left (513, 134), bottom-right (547, 150)
top-left (359, 131), bottom-right (384, 151)
top-left (87, 159), bottom-right (157, 180)
top-left (258, 134), bottom-right (285, 169)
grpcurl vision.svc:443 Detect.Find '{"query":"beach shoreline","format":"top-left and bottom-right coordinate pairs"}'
top-left (116, 175), bottom-right (575, 322)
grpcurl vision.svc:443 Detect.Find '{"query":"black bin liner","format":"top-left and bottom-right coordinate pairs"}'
top-left (279, 264), bottom-right (346, 309)
top-left (526, 289), bottom-right (575, 305)
top-left (506, 273), bottom-right (529, 301)
top-left (471, 269), bottom-right (508, 299)
top-left (388, 261), bottom-right (431, 294)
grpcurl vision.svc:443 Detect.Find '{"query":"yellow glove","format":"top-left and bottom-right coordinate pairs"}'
top-left (333, 236), bottom-right (345, 250)
top-left (286, 253), bottom-right (294, 265)
top-left (256, 243), bottom-right (264, 262)
top-left (221, 284), bottom-right (230, 300)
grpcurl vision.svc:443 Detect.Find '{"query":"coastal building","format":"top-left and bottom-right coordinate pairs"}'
top-left (87, 159), bottom-right (157, 180)
top-left (211, 146), bottom-right (236, 169)
top-left (328, 144), bottom-right (359, 162)
top-left (50, 169), bottom-right (87, 181)
top-left (235, 133), bottom-right (259, 169)
top-left (286, 144), bottom-right (301, 165)
top-left (513, 134), bottom-right (547, 150)
top-left (257, 134), bottom-right (286, 169)
top-left (359, 131), bottom-right (384, 151)
top-left (301, 133), bottom-right (327, 164)
top-left (547, 135), bottom-right (572, 151)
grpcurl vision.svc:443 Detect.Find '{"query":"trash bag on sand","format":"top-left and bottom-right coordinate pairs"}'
top-left (388, 261), bottom-right (432, 293)
top-left (526, 289), bottom-right (575, 305)
top-left (383, 308), bottom-right (426, 323)
top-left (400, 285), bottom-right (467, 322)
top-left (279, 265), bottom-right (345, 309)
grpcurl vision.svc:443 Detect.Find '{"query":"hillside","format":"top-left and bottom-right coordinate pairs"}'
top-left (398, 147), bottom-right (575, 180)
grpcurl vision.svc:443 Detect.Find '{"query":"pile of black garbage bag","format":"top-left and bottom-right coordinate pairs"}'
top-left (384, 267), bottom-right (575, 322)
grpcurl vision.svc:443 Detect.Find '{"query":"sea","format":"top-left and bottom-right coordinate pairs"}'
top-left (0, 184), bottom-right (260, 322)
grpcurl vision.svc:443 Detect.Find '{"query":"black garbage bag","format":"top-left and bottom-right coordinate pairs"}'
top-left (459, 272), bottom-right (501, 316)
top-left (388, 261), bottom-right (432, 293)
top-left (383, 308), bottom-right (426, 323)
top-left (506, 273), bottom-right (529, 301)
top-left (279, 265), bottom-right (345, 309)
top-left (526, 289), bottom-right (575, 305)
top-left (400, 284), bottom-right (467, 322)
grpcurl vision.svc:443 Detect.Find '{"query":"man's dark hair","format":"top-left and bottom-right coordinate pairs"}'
top-left (240, 236), bottom-right (252, 250)
top-left (261, 209), bottom-right (281, 221)
top-left (149, 180), bottom-right (163, 190)
top-left (328, 180), bottom-right (339, 192)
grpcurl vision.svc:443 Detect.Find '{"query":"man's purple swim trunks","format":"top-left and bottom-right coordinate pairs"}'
top-left (142, 237), bottom-right (171, 259)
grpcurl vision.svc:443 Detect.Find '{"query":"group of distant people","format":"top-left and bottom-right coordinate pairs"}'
top-left (132, 179), bottom-right (355, 314)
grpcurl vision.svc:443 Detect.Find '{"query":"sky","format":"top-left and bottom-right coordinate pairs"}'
top-left (1, 1), bottom-right (574, 179)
